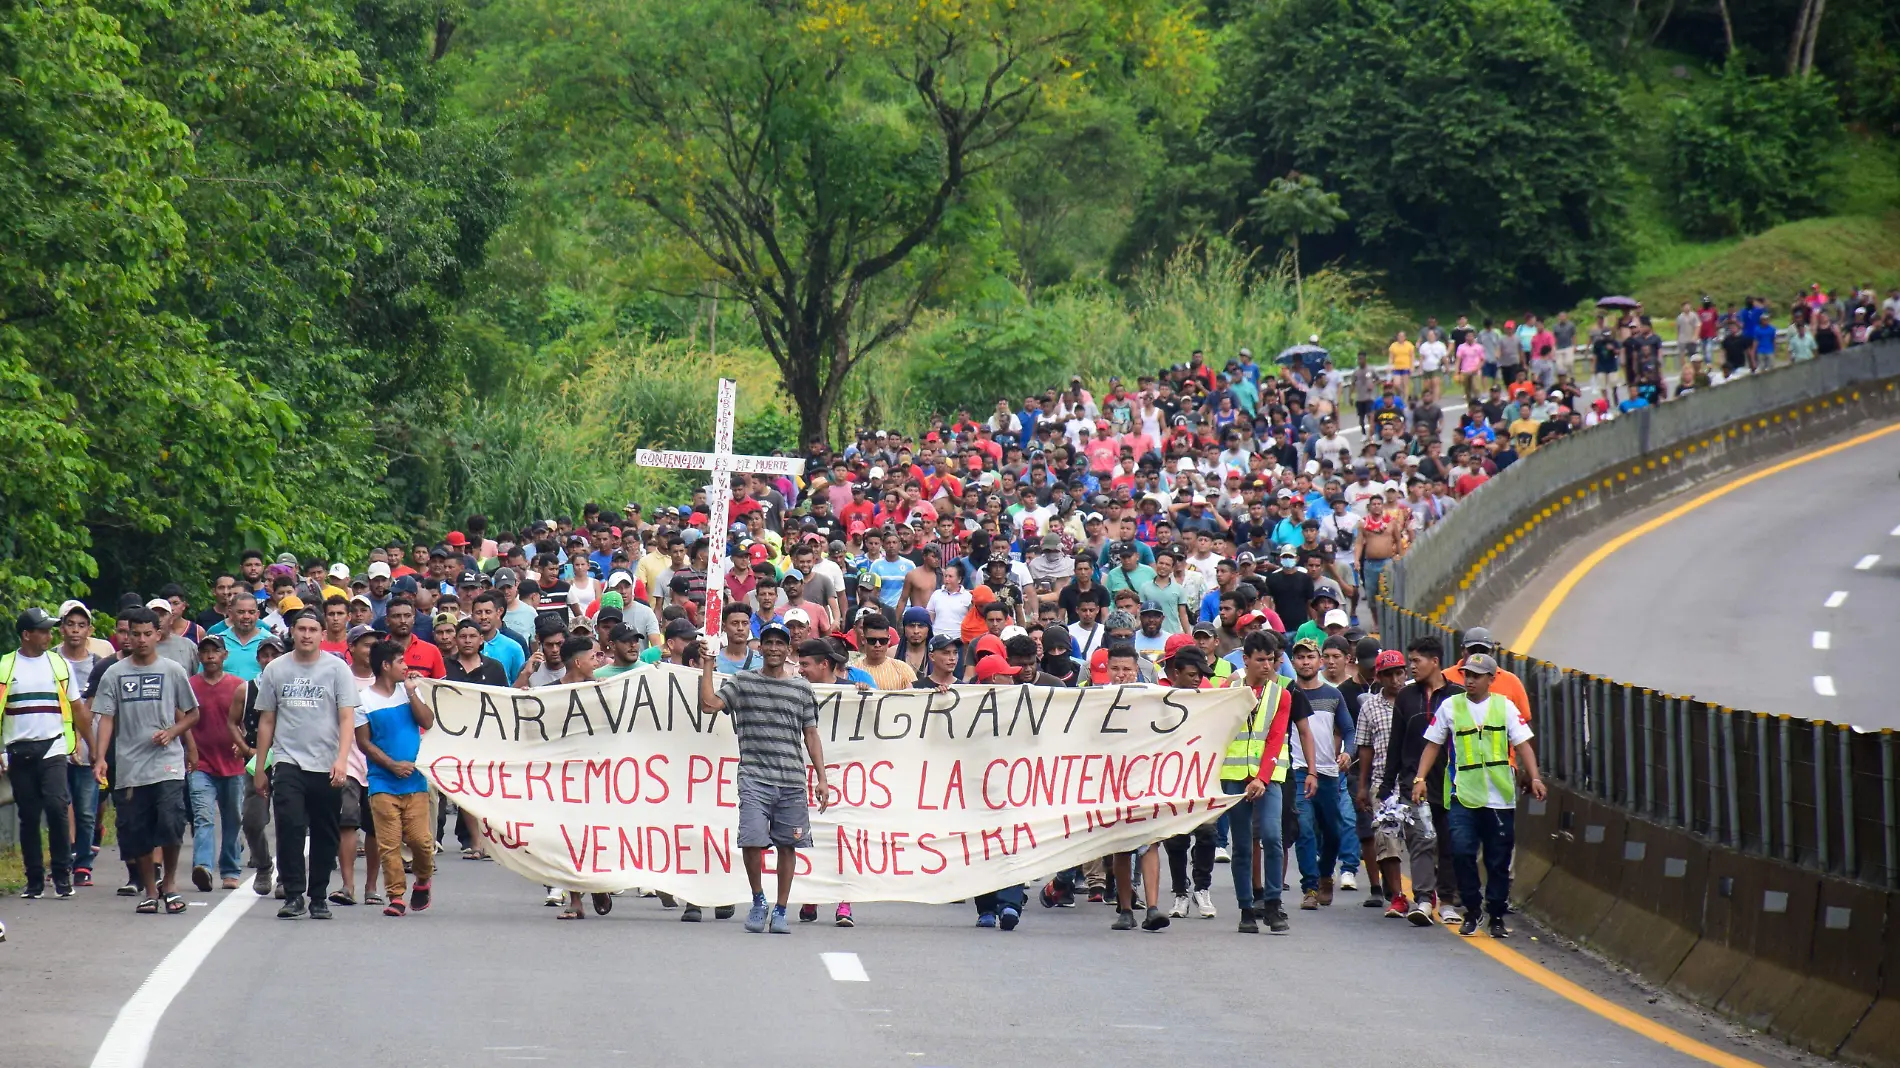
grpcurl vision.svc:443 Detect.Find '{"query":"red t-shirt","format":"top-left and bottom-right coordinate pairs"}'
top-left (839, 500), bottom-right (876, 531)
top-left (400, 636), bottom-right (446, 680)
top-left (187, 674), bottom-right (247, 777)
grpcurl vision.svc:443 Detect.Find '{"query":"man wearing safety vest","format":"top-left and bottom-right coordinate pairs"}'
top-left (1409, 652), bottom-right (1547, 938)
top-left (1226, 630), bottom-right (1318, 935)
top-left (2, 608), bottom-right (91, 899)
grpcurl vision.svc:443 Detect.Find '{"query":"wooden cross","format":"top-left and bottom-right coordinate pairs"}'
top-left (635, 378), bottom-right (802, 631)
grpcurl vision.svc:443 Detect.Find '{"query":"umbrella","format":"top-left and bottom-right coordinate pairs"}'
top-left (1276, 343), bottom-right (1329, 365)
top-left (1595, 295), bottom-right (1640, 309)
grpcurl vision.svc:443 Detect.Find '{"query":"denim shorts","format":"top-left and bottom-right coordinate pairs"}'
top-left (737, 777), bottom-right (813, 849)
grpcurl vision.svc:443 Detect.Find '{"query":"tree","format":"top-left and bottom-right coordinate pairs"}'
top-left (1216, 0), bottom-right (1632, 301)
top-left (1247, 171), bottom-right (1347, 313)
top-left (477, 0), bottom-right (1213, 446)
top-left (1664, 58), bottom-right (1840, 236)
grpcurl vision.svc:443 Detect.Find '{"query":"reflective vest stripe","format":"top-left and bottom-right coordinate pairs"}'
top-left (1444, 692), bottom-right (1515, 808)
top-left (1223, 680), bottom-right (1283, 781)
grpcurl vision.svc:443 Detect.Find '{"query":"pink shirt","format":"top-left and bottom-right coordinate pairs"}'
top-left (1456, 341), bottom-right (1486, 373)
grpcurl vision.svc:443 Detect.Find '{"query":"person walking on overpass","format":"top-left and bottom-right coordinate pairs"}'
top-left (699, 621), bottom-right (830, 935)
top-left (1410, 652), bottom-right (1547, 938)
top-left (1228, 630), bottom-right (1317, 934)
top-left (1442, 627), bottom-right (1530, 725)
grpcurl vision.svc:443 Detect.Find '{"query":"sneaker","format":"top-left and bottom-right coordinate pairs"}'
top-left (1407, 900), bottom-right (1436, 927)
top-left (1087, 888), bottom-right (1105, 904)
top-left (976, 912), bottom-right (997, 928)
top-left (1439, 903), bottom-right (1463, 926)
top-left (411, 880), bottom-right (432, 912)
top-left (1215, 846), bottom-right (1232, 863)
top-left (1237, 907), bottom-right (1259, 934)
top-left (1459, 914), bottom-right (1480, 936)
top-left (192, 865), bottom-right (213, 892)
top-left (999, 906), bottom-right (1020, 931)
top-left (19, 886), bottom-right (42, 900)
top-left (309, 898), bottom-right (332, 920)
top-left (544, 886), bottom-right (565, 907)
top-left (1385, 893), bottom-right (1410, 919)
top-left (1264, 904), bottom-right (1291, 934)
top-left (273, 882), bottom-right (285, 900)
top-left (1111, 909), bottom-right (1137, 931)
top-left (1193, 888), bottom-right (1216, 918)
top-left (714, 904), bottom-right (735, 920)
top-left (1300, 889), bottom-right (1320, 910)
top-left (53, 882), bottom-right (73, 899)
top-left (1318, 876), bottom-right (1335, 906)
top-left (277, 893), bottom-right (307, 918)
top-left (1039, 880), bottom-right (1062, 908)
top-left (799, 904), bottom-right (819, 923)
top-left (1489, 916), bottom-right (1509, 939)
top-left (73, 869), bottom-right (93, 888)
top-left (1141, 907), bottom-right (1170, 932)
top-left (769, 906), bottom-right (790, 934)
top-left (745, 899), bottom-right (769, 933)
top-left (1338, 870), bottom-right (1357, 891)
top-left (834, 903), bottom-right (855, 927)
top-left (657, 892), bottom-right (678, 908)
top-left (1363, 889), bottom-right (1386, 907)
top-left (1168, 893), bottom-right (1190, 918)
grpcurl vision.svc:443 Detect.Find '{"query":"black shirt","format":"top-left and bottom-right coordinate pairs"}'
top-left (444, 654), bottom-right (510, 687)
top-left (1378, 677), bottom-right (1466, 802)
top-left (1057, 582), bottom-right (1109, 625)
top-left (1263, 569), bottom-right (1315, 635)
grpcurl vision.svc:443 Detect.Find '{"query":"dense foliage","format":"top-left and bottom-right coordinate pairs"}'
top-left (1665, 59), bottom-right (1842, 236)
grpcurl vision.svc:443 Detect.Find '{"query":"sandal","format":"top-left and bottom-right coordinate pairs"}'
top-left (328, 890), bottom-right (356, 906)
top-left (364, 892), bottom-right (385, 906)
top-left (462, 847), bottom-right (480, 860)
top-left (557, 905), bottom-right (584, 920)
top-left (135, 898), bottom-right (159, 914)
top-left (591, 892), bottom-right (613, 916)
top-left (383, 898), bottom-right (407, 917)
top-left (411, 881), bottom-right (432, 912)
top-left (163, 893), bottom-right (188, 914)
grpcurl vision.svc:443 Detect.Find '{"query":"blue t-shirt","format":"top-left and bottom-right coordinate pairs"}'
top-left (870, 558), bottom-right (910, 609)
top-left (356, 687), bottom-right (427, 795)
top-left (483, 633), bottom-right (525, 682)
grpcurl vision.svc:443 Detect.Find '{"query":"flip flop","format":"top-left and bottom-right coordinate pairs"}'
top-left (364, 892), bottom-right (385, 906)
top-left (135, 898), bottom-right (159, 914)
top-left (163, 894), bottom-right (188, 915)
top-left (383, 898), bottom-right (407, 917)
top-left (591, 892), bottom-right (613, 916)
top-left (462, 847), bottom-right (480, 860)
top-left (557, 906), bottom-right (584, 920)
top-left (328, 890), bottom-right (356, 906)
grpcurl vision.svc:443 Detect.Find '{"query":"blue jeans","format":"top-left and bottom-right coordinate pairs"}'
top-left (1220, 778), bottom-right (1284, 912)
top-left (188, 770), bottom-right (246, 880)
top-left (1335, 777), bottom-right (1361, 874)
top-left (69, 762), bottom-right (100, 872)
top-left (1361, 557), bottom-right (1390, 600)
top-left (974, 884), bottom-right (1026, 917)
top-left (1448, 805), bottom-right (1515, 919)
top-left (1293, 769), bottom-right (1346, 892)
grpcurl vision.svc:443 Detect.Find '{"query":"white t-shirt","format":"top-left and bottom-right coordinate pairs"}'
top-left (925, 588), bottom-right (972, 641)
top-left (1417, 340), bottom-right (1448, 372)
top-left (1318, 510), bottom-right (1361, 564)
top-left (1424, 695), bottom-right (1535, 808)
top-left (2, 652), bottom-right (81, 753)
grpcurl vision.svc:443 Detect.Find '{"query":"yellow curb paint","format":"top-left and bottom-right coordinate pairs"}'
top-left (1512, 421), bottom-right (1900, 653)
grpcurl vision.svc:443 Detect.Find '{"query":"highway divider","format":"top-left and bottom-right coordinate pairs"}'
top-left (1372, 339), bottom-right (1900, 1065)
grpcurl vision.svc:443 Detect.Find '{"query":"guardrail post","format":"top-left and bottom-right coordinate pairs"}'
top-left (1664, 695), bottom-right (1679, 824)
top-left (1705, 702), bottom-right (1721, 842)
top-left (1780, 715), bottom-right (1795, 864)
top-left (1722, 709), bottom-right (1740, 851)
top-left (1755, 713), bottom-right (1771, 856)
top-left (1815, 720), bottom-right (1831, 872)
top-left (1621, 685), bottom-right (1637, 809)
top-left (1641, 691), bottom-right (1656, 817)
top-left (1570, 673), bottom-right (1585, 786)
top-left (1595, 679), bottom-right (1610, 800)
top-left (1839, 725), bottom-right (1856, 878)
top-left (1883, 730), bottom-right (1896, 888)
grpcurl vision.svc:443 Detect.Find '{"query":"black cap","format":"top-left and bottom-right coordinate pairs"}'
top-left (928, 634), bottom-right (960, 652)
top-left (758, 621), bottom-right (793, 643)
top-left (458, 570), bottom-right (483, 587)
top-left (15, 607), bottom-right (55, 633)
top-left (1353, 636), bottom-right (1382, 666)
top-left (662, 618), bottom-right (698, 641)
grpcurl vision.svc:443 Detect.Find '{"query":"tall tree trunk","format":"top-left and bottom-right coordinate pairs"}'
top-left (1645, 0), bottom-right (1676, 44)
top-left (1787, 0), bottom-right (1814, 72)
top-left (1620, 0), bottom-right (1643, 50)
top-left (1800, 0), bottom-right (1826, 76)
top-left (1291, 234), bottom-right (1303, 315)
top-left (1716, 0), bottom-right (1736, 55)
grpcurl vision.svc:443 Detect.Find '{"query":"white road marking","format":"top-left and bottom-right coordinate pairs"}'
top-left (1891, 523), bottom-right (1900, 536)
top-left (1112, 1024), bottom-right (1167, 1030)
top-left (1813, 631), bottom-right (1831, 650)
top-left (1814, 676), bottom-right (1837, 697)
top-left (1825, 591), bottom-right (1849, 608)
top-left (1855, 554), bottom-right (1880, 570)
top-left (91, 889), bottom-right (262, 1068)
top-left (822, 951), bottom-right (870, 982)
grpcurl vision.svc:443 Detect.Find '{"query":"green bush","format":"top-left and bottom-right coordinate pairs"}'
top-left (1665, 61), bottom-right (1841, 238)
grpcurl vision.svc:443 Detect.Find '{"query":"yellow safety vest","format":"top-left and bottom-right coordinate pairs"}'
top-left (1444, 692), bottom-right (1514, 809)
top-left (1223, 679), bottom-right (1284, 782)
top-left (0, 650), bottom-right (77, 754)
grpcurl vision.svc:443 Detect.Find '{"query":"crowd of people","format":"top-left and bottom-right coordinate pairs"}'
top-left (6, 286), bottom-right (1885, 940)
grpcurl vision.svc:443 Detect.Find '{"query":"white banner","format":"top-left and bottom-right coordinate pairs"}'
top-left (414, 666), bottom-right (1253, 905)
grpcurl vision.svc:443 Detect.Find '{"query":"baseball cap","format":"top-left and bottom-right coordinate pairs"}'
top-left (928, 634), bottom-right (960, 652)
top-left (662, 618), bottom-right (699, 641)
top-left (1138, 600), bottom-right (1163, 615)
top-left (998, 625), bottom-right (1028, 642)
top-left (328, 563), bottom-right (351, 581)
top-left (758, 621), bottom-right (793, 643)
top-left (350, 594), bottom-right (372, 608)
top-left (16, 607), bottom-right (56, 633)
top-left (56, 599), bottom-right (91, 622)
top-left (1160, 632), bottom-right (1198, 663)
top-left (346, 623), bottom-right (385, 644)
top-left (1322, 608), bottom-right (1350, 629)
top-left (458, 570), bottom-right (483, 587)
top-left (274, 552), bottom-right (299, 568)
top-left (1191, 622), bottom-right (1217, 638)
top-left (1040, 532), bottom-right (1062, 550)
top-left (856, 570), bottom-right (880, 588)
top-left (144, 597), bottom-right (172, 613)
top-left (1290, 636), bottom-right (1321, 654)
top-left (494, 567), bottom-right (520, 587)
top-left (783, 607), bottom-right (811, 625)
top-left (1460, 626), bottom-right (1496, 651)
top-left (279, 595), bottom-right (306, 612)
top-left (444, 531), bottom-right (468, 547)
top-left (366, 562), bottom-right (391, 579)
top-left (1373, 649), bottom-right (1406, 673)
top-left (1354, 636), bottom-right (1382, 666)
top-left (974, 654), bottom-right (1021, 681)
top-left (1461, 652), bottom-right (1499, 676)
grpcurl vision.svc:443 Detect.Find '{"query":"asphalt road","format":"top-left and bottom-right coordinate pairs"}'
top-left (1500, 420), bottom-right (1900, 728)
top-left (6, 838), bottom-right (1827, 1068)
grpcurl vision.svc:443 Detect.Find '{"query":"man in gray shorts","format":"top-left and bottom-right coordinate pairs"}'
top-left (699, 620), bottom-right (829, 934)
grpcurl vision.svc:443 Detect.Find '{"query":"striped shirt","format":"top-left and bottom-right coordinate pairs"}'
top-left (719, 670), bottom-right (817, 788)
top-left (1356, 690), bottom-right (1394, 800)
top-left (3, 652), bottom-right (80, 754)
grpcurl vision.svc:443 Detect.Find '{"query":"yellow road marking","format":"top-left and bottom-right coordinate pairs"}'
top-left (1398, 877), bottom-right (1766, 1067)
top-left (1512, 421), bottom-right (1900, 652)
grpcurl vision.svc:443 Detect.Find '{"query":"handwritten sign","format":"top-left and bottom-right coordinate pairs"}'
top-left (415, 666), bottom-right (1253, 904)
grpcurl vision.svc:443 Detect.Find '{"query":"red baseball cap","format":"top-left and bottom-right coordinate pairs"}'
top-left (974, 654), bottom-right (1021, 682)
top-left (972, 634), bottom-right (1006, 661)
top-left (1161, 633), bottom-right (1198, 662)
top-left (444, 531), bottom-right (467, 547)
top-left (1088, 647), bottom-right (1110, 685)
top-left (1373, 649), bottom-right (1406, 672)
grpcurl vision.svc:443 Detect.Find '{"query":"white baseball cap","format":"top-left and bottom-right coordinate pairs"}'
top-left (366, 562), bottom-right (391, 579)
top-left (607, 571), bottom-right (634, 588)
top-left (1176, 457), bottom-right (1195, 472)
top-left (328, 562), bottom-right (351, 580)
top-left (999, 625), bottom-right (1028, 641)
top-left (783, 607), bottom-right (811, 625)
top-left (144, 597), bottom-right (172, 613)
top-left (57, 599), bottom-right (92, 621)
top-left (1323, 608), bottom-right (1350, 629)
